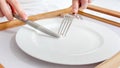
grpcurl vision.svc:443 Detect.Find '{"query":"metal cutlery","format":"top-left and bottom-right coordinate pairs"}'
top-left (14, 14), bottom-right (60, 38)
top-left (58, 14), bottom-right (82, 36)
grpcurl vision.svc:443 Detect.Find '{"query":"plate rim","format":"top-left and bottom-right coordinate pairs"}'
top-left (15, 18), bottom-right (120, 65)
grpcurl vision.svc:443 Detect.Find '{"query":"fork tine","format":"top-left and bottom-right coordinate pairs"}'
top-left (58, 15), bottom-right (68, 35)
top-left (63, 16), bottom-right (73, 36)
top-left (58, 14), bottom-right (83, 37)
top-left (58, 14), bottom-right (74, 36)
top-left (60, 16), bottom-right (70, 36)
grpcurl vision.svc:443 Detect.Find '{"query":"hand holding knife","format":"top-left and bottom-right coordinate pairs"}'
top-left (13, 14), bottom-right (60, 38)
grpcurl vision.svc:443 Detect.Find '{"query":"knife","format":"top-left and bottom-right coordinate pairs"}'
top-left (14, 14), bottom-right (60, 38)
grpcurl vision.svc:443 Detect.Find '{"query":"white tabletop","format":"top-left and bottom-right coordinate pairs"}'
top-left (0, 0), bottom-right (120, 68)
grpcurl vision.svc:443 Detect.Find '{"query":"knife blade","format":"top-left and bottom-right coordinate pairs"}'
top-left (14, 14), bottom-right (60, 38)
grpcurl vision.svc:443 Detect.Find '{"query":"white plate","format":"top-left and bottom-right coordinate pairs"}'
top-left (16, 17), bottom-right (120, 65)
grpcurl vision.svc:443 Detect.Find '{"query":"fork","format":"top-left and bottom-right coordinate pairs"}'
top-left (58, 14), bottom-right (83, 37)
top-left (58, 14), bottom-right (74, 36)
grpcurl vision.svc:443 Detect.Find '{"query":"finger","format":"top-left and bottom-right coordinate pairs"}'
top-left (72, 0), bottom-right (79, 14)
top-left (79, 0), bottom-right (89, 10)
top-left (7, 0), bottom-right (27, 20)
top-left (88, 0), bottom-right (92, 3)
top-left (0, 9), bottom-right (4, 17)
top-left (0, 0), bottom-right (13, 20)
top-left (8, 3), bottom-right (17, 14)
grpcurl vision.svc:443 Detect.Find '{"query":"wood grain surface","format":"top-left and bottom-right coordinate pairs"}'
top-left (0, 64), bottom-right (4, 68)
top-left (78, 11), bottom-right (120, 27)
top-left (0, 5), bottom-right (120, 30)
top-left (0, 7), bottom-right (72, 30)
top-left (95, 52), bottom-right (120, 68)
top-left (87, 5), bottom-right (120, 18)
